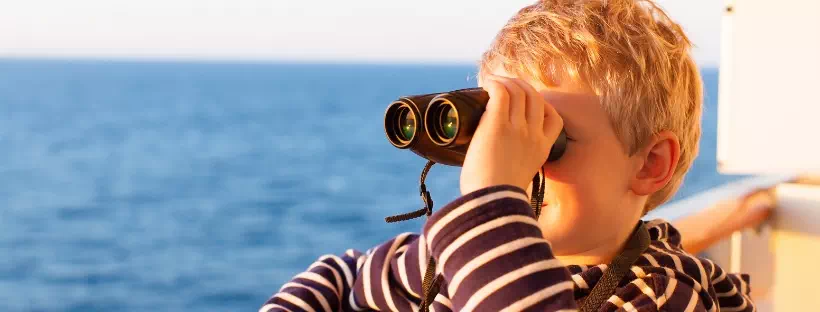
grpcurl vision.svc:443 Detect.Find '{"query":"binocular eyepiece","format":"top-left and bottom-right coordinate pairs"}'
top-left (384, 87), bottom-right (567, 167)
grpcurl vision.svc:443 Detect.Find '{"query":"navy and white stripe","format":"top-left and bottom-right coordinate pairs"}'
top-left (261, 185), bottom-right (755, 311)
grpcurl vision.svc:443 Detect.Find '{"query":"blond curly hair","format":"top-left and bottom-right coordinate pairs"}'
top-left (479, 0), bottom-right (703, 211)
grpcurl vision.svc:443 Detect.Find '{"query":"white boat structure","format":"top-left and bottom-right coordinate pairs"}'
top-left (649, 0), bottom-right (820, 310)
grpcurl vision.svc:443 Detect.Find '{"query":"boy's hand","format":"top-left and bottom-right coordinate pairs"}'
top-left (460, 75), bottom-right (564, 195)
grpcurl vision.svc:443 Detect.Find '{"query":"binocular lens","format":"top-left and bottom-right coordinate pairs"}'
top-left (436, 104), bottom-right (458, 140)
top-left (384, 87), bottom-right (566, 166)
top-left (397, 107), bottom-right (416, 141)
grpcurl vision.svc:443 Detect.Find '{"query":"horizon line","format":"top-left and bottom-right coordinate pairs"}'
top-left (0, 55), bottom-right (721, 69)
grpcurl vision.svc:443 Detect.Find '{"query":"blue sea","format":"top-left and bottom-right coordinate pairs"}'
top-left (0, 59), bottom-right (739, 311)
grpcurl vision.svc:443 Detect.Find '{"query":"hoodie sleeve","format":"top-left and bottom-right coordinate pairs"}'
top-left (421, 184), bottom-right (578, 311)
top-left (258, 247), bottom-right (363, 312)
top-left (259, 231), bottom-right (432, 312)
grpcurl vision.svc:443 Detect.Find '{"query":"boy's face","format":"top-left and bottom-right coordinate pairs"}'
top-left (479, 65), bottom-right (645, 258)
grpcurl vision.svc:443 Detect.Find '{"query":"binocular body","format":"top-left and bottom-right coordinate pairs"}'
top-left (384, 87), bottom-right (566, 166)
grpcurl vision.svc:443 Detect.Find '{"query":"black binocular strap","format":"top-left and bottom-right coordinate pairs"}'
top-left (578, 222), bottom-right (651, 312)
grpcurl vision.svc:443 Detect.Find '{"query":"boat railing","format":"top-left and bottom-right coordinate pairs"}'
top-left (649, 174), bottom-right (820, 311)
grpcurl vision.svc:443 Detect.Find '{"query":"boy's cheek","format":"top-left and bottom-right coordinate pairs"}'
top-left (543, 150), bottom-right (622, 200)
top-left (545, 179), bottom-right (612, 219)
top-left (545, 142), bottom-right (625, 178)
top-left (543, 149), bottom-right (583, 181)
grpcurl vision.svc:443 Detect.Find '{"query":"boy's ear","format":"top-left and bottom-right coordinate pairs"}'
top-left (630, 131), bottom-right (681, 196)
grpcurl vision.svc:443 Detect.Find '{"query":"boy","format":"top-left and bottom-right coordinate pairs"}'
top-left (261, 0), bottom-right (755, 311)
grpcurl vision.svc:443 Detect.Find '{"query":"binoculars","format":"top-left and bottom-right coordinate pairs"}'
top-left (384, 87), bottom-right (567, 167)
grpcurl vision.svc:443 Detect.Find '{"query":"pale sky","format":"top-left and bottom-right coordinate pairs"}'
top-left (0, 0), bottom-right (722, 66)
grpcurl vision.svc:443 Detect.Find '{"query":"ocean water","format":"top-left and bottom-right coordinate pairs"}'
top-left (0, 59), bottom-right (739, 311)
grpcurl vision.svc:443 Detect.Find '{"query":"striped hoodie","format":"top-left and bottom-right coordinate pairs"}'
top-left (261, 185), bottom-right (755, 311)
